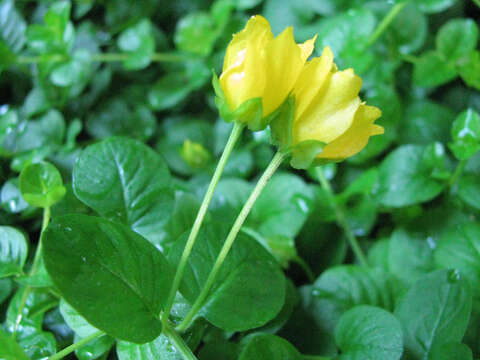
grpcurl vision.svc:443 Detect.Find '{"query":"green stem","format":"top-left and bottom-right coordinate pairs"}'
top-left (315, 167), bottom-right (368, 267)
top-left (176, 151), bottom-right (285, 332)
top-left (163, 323), bottom-right (198, 360)
top-left (13, 206), bottom-right (50, 339)
top-left (365, 1), bottom-right (408, 47)
top-left (16, 52), bottom-right (186, 65)
top-left (449, 159), bottom-right (467, 187)
top-left (162, 122), bottom-right (245, 325)
top-left (48, 331), bottom-right (104, 360)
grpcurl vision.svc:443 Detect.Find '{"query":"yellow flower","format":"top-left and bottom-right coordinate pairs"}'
top-left (219, 15), bottom-right (315, 118)
top-left (291, 46), bottom-right (383, 162)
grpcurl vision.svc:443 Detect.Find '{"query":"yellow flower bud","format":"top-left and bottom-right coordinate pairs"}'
top-left (180, 140), bottom-right (211, 169)
top-left (291, 46), bottom-right (383, 162)
top-left (219, 15), bottom-right (315, 120)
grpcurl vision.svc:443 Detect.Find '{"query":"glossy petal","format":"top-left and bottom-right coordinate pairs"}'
top-left (222, 15), bottom-right (273, 72)
top-left (220, 16), bottom-right (272, 111)
top-left (318, 104), bottom-right (384, 160)
top-left (293, 46), bottom-right (334, 122)
top-left (299, 35), bottom-right (317, 62)
top-left (293, 68), bottom-right (362, 144)
top-left (262, 27), bottom-right (306, 116)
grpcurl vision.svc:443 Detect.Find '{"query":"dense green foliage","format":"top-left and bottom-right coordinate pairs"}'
top-left (1, 0), bottom-right (480, 359)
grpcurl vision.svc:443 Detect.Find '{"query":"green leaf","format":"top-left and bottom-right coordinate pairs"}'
top-left (449, 109), bottom-right (480, 160)
top-left (75, 333), bottom-right (114, 360)
top-left (0, 0), bottom-right (26, 53)
top-left (1, 178), bottom-right (29, 213)
top-left (335, 305), bottom-right (403, 360)
top-left (458, 51), bottom-right (480, 90)
top-left (168, 222), bottom-right (286, 332)
top-left (376, 145), bottom-right (446, 207)
top-left (59, 299), bottom-right (100, 337)
top-left (401, 101), bottom-right (454, 145)
top-left (19, 161), bottom-right (66, 208)
top-left (86, 100), bottom-right (156, 140)
top-left (73, 137), bottom-right (174, 246)
top-left (118, 19), bottom-right (154, 70)
top-left (416, 0), bottom-right (456, 13)
top-left (308, 265), bottom-right (403, 335)
top-left (174, 12), bottom-right (218, 56)
top-left (0, 278), bottom-right (12, 305)
top-left (238, 334), bottom-right (302, 360)
top-left (457, 174), bottom-right (480, 210)
top-left (117, 334), bottom-right (183, 360)
top-left (436, 19), bottom-right (478, 60)
top-left (249, 172), bottom-right (313, 239)
top-left (149, 61), bottom-right (210, 111)
top-left (413, 51), bottom-right (458, 87)
top-left (18, 331), bottom-right (56, 359)
top-left (394, 270), bottom-right (472, 360)
top-left (434, 223), bottom-right (480, 298)
top-left (0, 328), bottom-right (29, 360)
top-left (387, 228), bottom-right (435, 286)
top-left (50, 49), bottom-right (92, 87)
top-left (388, 2), bottom-right (427, 54)
top-left (0, 226), bottom-right (28, 277)
top-left (429, 342), bottom-right (473, 360)
top-left (43, 214), bottom-right (174, 343)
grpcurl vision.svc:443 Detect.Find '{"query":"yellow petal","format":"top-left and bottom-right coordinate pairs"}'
top-left (262, 27), bottom-right (306, 116)
top-left (318, 104), bottom-right (383, 160)
top-left (222, 15), bottom-right (273, 72)
top-left (220, 16), bottom-right (272, 111)
top-left (299, 35), bottom-right (317, 62)
top-left (293, 46), bottom-right (334, 122)
top-left (293, 68), bottom-right (362, 144)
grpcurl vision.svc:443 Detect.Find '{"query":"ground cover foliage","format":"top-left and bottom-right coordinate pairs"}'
top-left (1, 0), bottom-right (480, 359)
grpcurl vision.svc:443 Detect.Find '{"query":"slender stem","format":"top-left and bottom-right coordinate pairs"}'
top-left (365, 1), bottom-right (408, 47)
top-left (315, 167), bottom-right (368, 267)
top-left (13, 206), bottom-right (50, 339)
top-left (16, 52), bottom-right (186, 65)
top-left (162, 123), bottom-right (245, 324)
top-left (48, 331), bottom-right (104, 360)
top-left (163, 323), bottom-right (198, 360)
top-left (176, 152), bottom-right (285, 332)
top-left (449, 159), bottom-right (467, 188)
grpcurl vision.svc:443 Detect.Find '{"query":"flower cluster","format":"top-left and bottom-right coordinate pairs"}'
top-left (216, 15), bottom-right (384, 168)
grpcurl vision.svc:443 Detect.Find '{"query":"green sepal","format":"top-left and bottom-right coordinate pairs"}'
top-left (212, 72), bottom-right (266, 131)
top-left (270, 96), bottom-right (295, 152)
top-left (289, 140), bottom-right (326, 170)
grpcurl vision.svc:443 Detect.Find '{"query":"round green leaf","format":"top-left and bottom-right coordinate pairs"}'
top-left (449, 109), bottom-right (480, 161)
top-left (434, 223), bottom-right (480, 297)
top-left (416, 0), bottom-right (456, 13)
top-left (168, 222), bottom-right (286, 332)
top-left (174, 12), bottom-right (217, 56)
top-left (73, 137), bottom-right (174, 246)
top-left (394, 270), bottom-right (472, 359)
top-left (117, 334), bottom-right (183, 360)
top-left (457, 174), bottom-right (480, 210)
top-left (0, 328), bottom-right (29, 360)
top-left (436, 19), bottom-right (478, 60)
top-left (238, 334), bottom-right (301, 360)
top-left (335, 305), bottom-right (403, 360)
top-left (75, 333), bottom-right (114, 360)
top-left (19, 161), bottom-right (66, 208)
top-left (309, 265), bottom-right (402, 335)
top-left (43, 214), bottom-right (175, 343)
top-left (0, 226), bottom-right (28, 277)
top-left (413, 51), bottom-right (458, 88)
top-left (376, 145), bottom-right (446, 207)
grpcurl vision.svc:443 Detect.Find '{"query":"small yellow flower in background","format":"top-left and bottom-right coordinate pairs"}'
top-left (180, 140), bottom-right (211, 169)
top-left (291, 46), bottom-right (383, 161)
top-left (271, 46), bottom-right (384, 167)
top-left (216, 15), bottom-right (315, 129)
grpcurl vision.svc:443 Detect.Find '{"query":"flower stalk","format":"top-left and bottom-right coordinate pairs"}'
top-left (162, 122), bottom-right (245, 325)
top-left (176, 151), bottom-right (286, 332)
